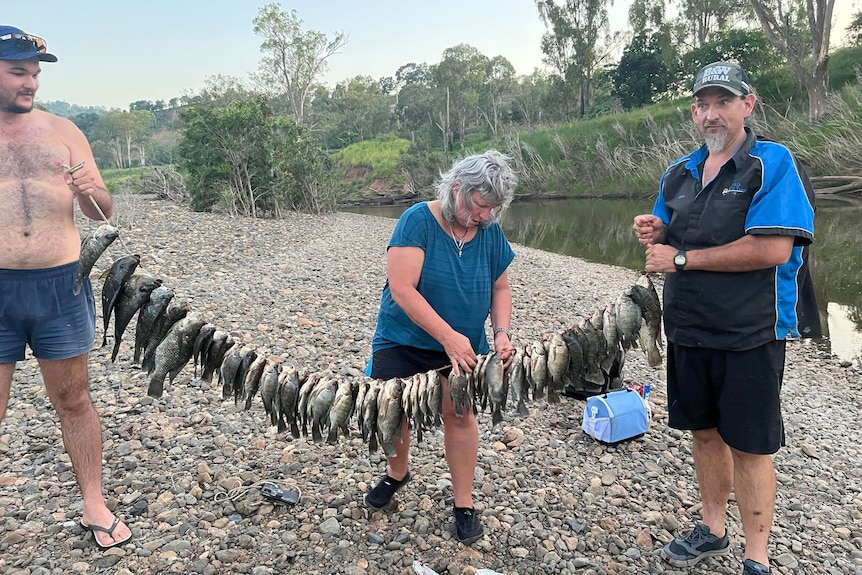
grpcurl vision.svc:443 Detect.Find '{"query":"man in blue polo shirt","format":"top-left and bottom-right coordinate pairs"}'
top-left (632, 62), bottom-right (819, 575)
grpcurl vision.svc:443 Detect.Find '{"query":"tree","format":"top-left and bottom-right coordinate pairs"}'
top-left (253, 3), bottom-right (348, 124)
top-left (847, 9), bottom-right (862, 45)
top-left (681, 27), bottom-right (783, 85)
top-left (613, 32), bottom-right (670, 108)
top-left (91, 110), bottom-right (156, 168)
top-left (511, 70), bottom-right (551, 128)
top-left (678, 0), bottom-right (748, 46)
top-left (536, 0), bottom-right (616, 117)
top-left (310, 76), bottom-right (392, 147)
top-left (750, 0), bottom-right (835, 122)
top-left (480, 56), bottom-right (517, 137)
top-left (177, 98), bottom-right (334, 216)
top-left (431, 44), bottom-right (488, 151)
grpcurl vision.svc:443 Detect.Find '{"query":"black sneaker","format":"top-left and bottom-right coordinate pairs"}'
top-left (742, 559), bottom-right (771, 574)
top-left (660, 523), bottom-right (730, 567)
top-left (364, 472), bottom-right (411, 509)
top-left (453, 506), bottom-right (483, 544)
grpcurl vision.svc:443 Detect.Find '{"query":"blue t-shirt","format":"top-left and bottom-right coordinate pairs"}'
top-left (371, 202), bottom-right (515, 355)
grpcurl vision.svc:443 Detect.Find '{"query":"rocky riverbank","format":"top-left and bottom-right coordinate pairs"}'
top-left (1, 194), bottom-right (860, 575)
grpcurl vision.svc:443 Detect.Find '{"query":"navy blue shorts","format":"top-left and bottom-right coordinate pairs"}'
top-left (666, 340), bottom-right (786, 455)
top-left (369, 345), bottom-right (450, 380)
top-left (0, 262), bottom-right (96, 362)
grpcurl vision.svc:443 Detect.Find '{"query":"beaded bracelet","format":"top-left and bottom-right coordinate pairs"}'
top-left (493, 327), bottom-right (511, 339)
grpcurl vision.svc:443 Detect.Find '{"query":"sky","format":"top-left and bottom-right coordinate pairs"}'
top-left (4, 0), bottom-right (858, 111)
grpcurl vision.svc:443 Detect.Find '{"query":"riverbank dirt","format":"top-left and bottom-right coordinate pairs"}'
top-left (1, 194), bottom-right (860, 575)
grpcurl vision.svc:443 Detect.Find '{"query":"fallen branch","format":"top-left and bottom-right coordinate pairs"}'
top-left (811, 176), bottom-right (862, 195)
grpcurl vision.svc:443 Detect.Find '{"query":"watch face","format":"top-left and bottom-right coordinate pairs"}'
top-left (674, 254), bottom-right (686, 266)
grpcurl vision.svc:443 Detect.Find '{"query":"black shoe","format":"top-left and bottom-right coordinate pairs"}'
top-left (742, 559), bottom-right (771, 574)
top-left (454, 506), bottom-right (483, 544)
top-left (365, 472), bottom-right (411, 509)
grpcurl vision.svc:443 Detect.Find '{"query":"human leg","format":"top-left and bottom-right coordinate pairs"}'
top-left (38, 355), bottom-right (131, 547)
top-left (0, 363), bottom-right (13, 423)
top-left (731, 448), bottom-right (775, 568)
top-left (365, 418), bottom-right (412, 509)
top-left (440, 374), bottom-right (478, 508)
top-left (692, 427), bottom-right (733, 537)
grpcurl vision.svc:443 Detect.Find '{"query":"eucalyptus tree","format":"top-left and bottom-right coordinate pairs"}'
top-left (431, 44), bottom-right (489, 152)
top-left (91, 110), bottom-right (156, 168)
top-left (324, 75), bottom-right (392, 146)
top-left (536, 0), bottom-right (616, 117)
top-left (681, 27), bottom-right (782, 85)
top-left (750, 0), bottom-right (835, 121)
top-left (480, 56), bottom-right (517, 137)
top-left (512, 70), bottom-right (551, 128)
top-left (252, 3), bottom-right (348, 124)
top-left (613, 32), bottom-right (671, 108)
top-left (678, 0), bottom-right (747, 46)
top-left (849, 9), bottom-right (862, 45)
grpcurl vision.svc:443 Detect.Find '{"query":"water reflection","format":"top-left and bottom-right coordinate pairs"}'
top-left (343, 196), bottom-right (862, 363)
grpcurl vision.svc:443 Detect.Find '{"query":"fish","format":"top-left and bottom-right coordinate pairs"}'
top-left (425, 369), bottom-right (443, 426)
top-left (327, 380), bottom-right (355, 443)
top-left (232, 347), bottom-right (258, 405)
top-left (142, 296), bottom-right (190, 374)
top-left (275, 365), bottom-right (301, 436)
top-left (218, 343), bottom-right (245, 400)
top-left (201, 330), bottom-right (233, 384)
top-left (615, 290), bottom-right (643, 352)
top-left (359, 378), bottom-right (381, 452)
top-left (192, 324), bottom-right (218, 377)
top-left (100, 254), bottom-right (141, 347)
top-left (75, 224), bottom-right (119, 295)
top-left (448, 371), bottom-right (471, 417)
top-left (484, 352), bottom-right (508, 424)
top-left (147, 313), bottom-right (206, 397)
top-left (507, 348), bottom-right (529, 416)
top-left (602, 303), bottom-right (620, 371)
top-left (241, 355), bottom-right (267, 410)
top-left (259, 361), bottom-right (281, 425)
top-left (297, 374), bottom-right (322, 437)
top-left (376, 378), bottom-right (404, 458)
top-left (529, 340), bottom-right (548, 399)
top-left (546, 333), bottom-right (569, 403)
top-left (110, 272), bottom-right (162, 362)
top-left (309, 377), bottom-right (336, 442)
top-left (632, 274), bottom-right (664, 367)
top-left (133, 286), bottom-right (174, 365)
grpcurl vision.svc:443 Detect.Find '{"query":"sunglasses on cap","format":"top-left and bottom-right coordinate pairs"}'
top-left (0, 33), bottom-right (49, 56)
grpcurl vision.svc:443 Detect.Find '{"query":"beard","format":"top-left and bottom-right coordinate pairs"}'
top-left (703, 131), bottom-right (729, 154)
top-left (1, 94), bottom-right (34, 114)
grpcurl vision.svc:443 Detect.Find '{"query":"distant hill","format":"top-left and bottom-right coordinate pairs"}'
top-left (39, 100), bottom-right (107, 118)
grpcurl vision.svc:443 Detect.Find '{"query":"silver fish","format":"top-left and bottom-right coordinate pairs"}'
top-left (192, 323), bottom-right (218, 377)
top-left (326, 380), bottom-right (355, 443)
top-left (75, 224), bottom-right (119, 295)
top-left (632, 274), bottom-right (663, 367)
top-left (448, 371), bottom-right (471, 417)
top-left (147, 313), bottom-right (206, 398)
top-left (508, 348), bottom-right (529, 415)
top-left (110, 272), bottom-right (162, 362)
top-left (310, 377), bottom-right (337, 443)
top-left (219, 343), bottom-right (246, 400)
top-left (484, 352), bottom-right (508, 425)
top-left (376, 378), bottom-right (404, 458)
top-left (360, 378), bottom-right (381, 453)
top-left (615, 290), bottom-right (643, 352)
top-left (426, 370), bottom-right (443, 427)
top-left (530, 340), bottom-right (548, 399)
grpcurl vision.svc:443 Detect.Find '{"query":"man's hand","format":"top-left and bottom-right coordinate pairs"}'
top-left (633, 214), bottom-right (665, 246)
top-left (645, 243), bottom-right (679, 273)
top-left (64, 161), bottom-right (98, 197)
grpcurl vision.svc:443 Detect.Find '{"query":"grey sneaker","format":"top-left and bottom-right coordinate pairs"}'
top-left (742, 559), bottom-right (771, 574)
top-left (660, 523), bottom-right (730, 567)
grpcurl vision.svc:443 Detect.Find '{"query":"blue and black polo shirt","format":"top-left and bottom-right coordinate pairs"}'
top-left (653, 128), bottom-right (819, 350)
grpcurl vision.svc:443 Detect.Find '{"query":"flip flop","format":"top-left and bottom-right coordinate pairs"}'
top-left (80, 517), bottom-right (132, 549)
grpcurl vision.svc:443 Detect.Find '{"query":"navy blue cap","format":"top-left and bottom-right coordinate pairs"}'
top-left (0, 25), bottom-right (58, 62)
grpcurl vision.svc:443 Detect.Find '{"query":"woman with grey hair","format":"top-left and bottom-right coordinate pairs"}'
top-left (364, 150), bottom-right (518, 544)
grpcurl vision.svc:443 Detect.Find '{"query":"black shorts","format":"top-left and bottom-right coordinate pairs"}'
top-left (0, 262), bottom-right (96, 362)
top-left (666, 340), bottom-right (786, 455)
top-left (368, 345), bottom-right (450, 380)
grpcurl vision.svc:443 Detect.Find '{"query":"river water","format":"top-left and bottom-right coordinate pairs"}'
top-left (343, 195), bottom-right (862, 364)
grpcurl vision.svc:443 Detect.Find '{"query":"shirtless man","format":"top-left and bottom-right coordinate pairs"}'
top-left (0, 25), bottom-right (132, 549)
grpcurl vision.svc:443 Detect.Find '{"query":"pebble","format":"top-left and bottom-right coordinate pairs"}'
top-left (0, 195), bottom-right (859, 574)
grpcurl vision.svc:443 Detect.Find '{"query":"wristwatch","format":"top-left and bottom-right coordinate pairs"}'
top-left (673, 251), bottom-right (687, 272)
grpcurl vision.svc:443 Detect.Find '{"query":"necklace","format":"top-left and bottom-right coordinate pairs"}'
top-left (447, 220), bottom-right (468, 257)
